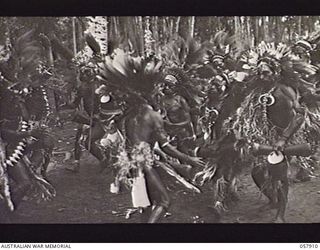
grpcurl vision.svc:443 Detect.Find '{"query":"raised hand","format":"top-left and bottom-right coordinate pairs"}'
top-left (274, 139), bottom-right (286, 152)
top-left (188, 156), bottom-right (205, 168)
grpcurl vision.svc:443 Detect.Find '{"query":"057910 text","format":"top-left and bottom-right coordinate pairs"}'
top-left (300, 244), bottom-right (319, 249)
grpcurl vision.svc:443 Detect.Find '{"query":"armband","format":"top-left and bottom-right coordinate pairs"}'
top-left (161, 141), bottom-right (170, 148)
top-left (194, 146), bottom-right (200, 156)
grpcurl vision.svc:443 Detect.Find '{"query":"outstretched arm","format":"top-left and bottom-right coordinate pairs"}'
top-left (152, 111), bottom-right (204, 168)
top-left (298, 78), bottom-right (320, 102)
top-left (274, 112), bottom-right (305, 150)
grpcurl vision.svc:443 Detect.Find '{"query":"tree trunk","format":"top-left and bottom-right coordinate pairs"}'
top-left (138, 16), bottom-right (144, 56)
top-left (162, 17), bottom-right (167, 42)
top-left (76, 17), bottom-right (85, 52)
top-left (259, 17), bottom-right (264, 42)
top-left (175, 16), bottom-right (181, 35)
top-left (169, 17), bottom-right (174, 38)
top-left (152, 16), bottom-right (159, 43)
top-left (274, 16), bottom-right (278, 41)
top-left (178, 16), bottom-right (189, 40)
top-left (288, 18), bottom-right (293, 42)
top-left (264, 16), bottom-right (270, 42)
top-left (246, 16), bottom-right (252, 47)
top-left (234, 16), bottom-right (241, 42)
top-left (254, 17), bottom-right (260, 45)
top-left (189, 16), bottom-right (195, 38)
top-left (113, 16), bottom-right (119, 38)
top-left (72, 17), bottom-right (77, 56)
top-left (298, 16), bottom-right (302, 35)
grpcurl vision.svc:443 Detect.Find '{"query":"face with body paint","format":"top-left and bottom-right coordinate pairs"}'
top-left (162, 74), bottom-right (178, 95)
top-left (257, 60), bottom-right (276, 82)
top-left (80, 66), bottom-right (96, 82)
top-left (292, 42), bottom-right (312, 63)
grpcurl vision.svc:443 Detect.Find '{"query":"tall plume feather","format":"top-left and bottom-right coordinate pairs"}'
top-left (97, 49), bottom-right (163, 100)
top-left (9, 29), bottom-right (44, 77)
top-left (50, 35), bottom-right (74, 61)
top-left (159, 35), bottom-right (210, 71)
top-left (85, 32), bottom-right (101, 55)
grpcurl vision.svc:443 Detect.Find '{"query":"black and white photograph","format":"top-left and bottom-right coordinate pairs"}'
top-left (1, 16), bottom-right (320, 225)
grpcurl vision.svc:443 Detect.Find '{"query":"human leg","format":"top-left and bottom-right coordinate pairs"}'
top-left (269, 161), bottom-right (288, 223)
top-left (67, 125), bottom-right (83, 172)
top-left (144, 166), bottom-right (170, 223)
top-left (251, 165), bottom-right (275, 205)
top-left (86, 122), bottom-right (105, 160)
top-left (7, 161), bottom-right (32, 208)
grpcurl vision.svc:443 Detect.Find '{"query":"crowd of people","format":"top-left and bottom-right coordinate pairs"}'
top-left (1, 25), bottom-right (320, 223)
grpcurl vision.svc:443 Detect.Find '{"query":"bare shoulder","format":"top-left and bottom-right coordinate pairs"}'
top-left (140, 104), bottom-right (163, 123)
top-left (136, 104), bottom-right (161, 120)
top-left (179, 95), bottom-right (188, 103)
top-left (138, 104), bottom-right (154, 115)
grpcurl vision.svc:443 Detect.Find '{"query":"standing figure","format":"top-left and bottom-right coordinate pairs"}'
top-left (218, 42), bottom-right (320, 222)
top-left (64, 65), bottom-right (110, 173)
top-left (0, 29), bottom-right (56, 220)
top-left (97, 50), bottom-right (205, 223)
top-left (22, 83), bottom-right (55, 178)
top-left (159, 72), bottom-right (196, 155)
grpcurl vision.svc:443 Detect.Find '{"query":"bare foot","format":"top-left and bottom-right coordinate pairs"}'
top-left (273, 217), bottom-right (286, 223)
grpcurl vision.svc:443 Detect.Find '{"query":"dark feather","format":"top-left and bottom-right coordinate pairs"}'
top-left (308, 30), bottom-right (320, 45)
top-left (50, 36), bottom-right (74, 61)
top-left (292, 60), bottom-right (318, 76)
top-left (85, 33), bottom-right (101, 54)
top-left (160, 35), bottom-right (210, 71)
top-left (14, 29), bottom-right (36, 54)
top-left (98, 49), bottom-right (162, 97)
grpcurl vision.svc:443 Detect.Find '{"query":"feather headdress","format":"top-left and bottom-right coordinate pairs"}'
top-left (240, 42), bottom-right (318, 78)
top-left (0, 29), bottom-right (46, 86)
top-left (214, 41), bottom-right (319, 138)
top-left (159, 35), bottom-right (210, 72)
top-left (295, 30), bottom-right (320, 65)
top-left (205, 30), bottom-right (244, 68)
top-left (97, 49), bottom-right (163, 102)
top-left (159, 31), bottom-right (240, 77)
top-left (210, 30), bottom-right (242, 58)
top-left (293, 30), bottom-right (320, 52)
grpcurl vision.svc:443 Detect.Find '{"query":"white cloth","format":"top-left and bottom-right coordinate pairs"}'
top-left (131, 170), bottom-right (150, 208)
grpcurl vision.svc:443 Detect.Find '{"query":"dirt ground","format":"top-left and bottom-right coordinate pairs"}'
top-left (9, 122), bottom-right (320, 224)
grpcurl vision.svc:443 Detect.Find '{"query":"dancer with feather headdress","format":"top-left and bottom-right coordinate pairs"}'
top-left (0, 29), bottom-right (56, 221)
top-left (212, 41), bottom-right (320, 222)
top-left (156, 32), bottom-right (248, 215)
top-left (52, 17), bottom-right (124, 173)
top-left (287, 31), bottom-right (320, 181)
top-left (157, 35), bottom-right (213, 152)
top-left (96, 48), bottom-right (205, 223)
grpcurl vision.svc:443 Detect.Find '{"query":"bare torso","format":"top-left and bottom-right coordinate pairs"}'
top-left (267, 84), bottom-right (299, 130)
top-left (161, 95), bottom-right (190, 124)
top-left (124, 104), bottom-right (162, 147)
